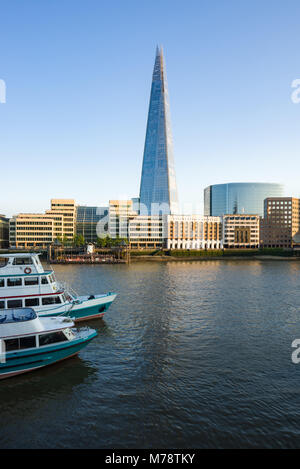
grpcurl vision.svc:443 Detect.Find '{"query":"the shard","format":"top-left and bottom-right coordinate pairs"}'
top-left (139, 46), bottom-right (179, 215)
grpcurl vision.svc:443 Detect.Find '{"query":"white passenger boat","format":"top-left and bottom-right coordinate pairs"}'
top-left (0, 253), bottom-right (117, 322)
top-left (0, 308), bottom-right (97, 379)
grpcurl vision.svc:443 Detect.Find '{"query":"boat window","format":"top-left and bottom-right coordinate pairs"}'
top-left (39, 331), bottom-right (68, 346)
top-left (4, 336), bottom-right (36, 351)
top-left (0, 279), bottom-right (4, 287)
top-left (7, 278), bottom-right (22, 287)
top-left (7, 299), bottom-right (23, 308)
top-left (24, 277), bottom-right (39, 286)
top-left (49, 274), bottom-right (55, 283)
top-left (12, 257), bottom-right (33, 265)
top-left (0, 301), bottom-right (4, 309)
top-left (4, 338), bottom-right (19, 351)
top-left (42, 296), bottom-right (61, 305)
top-left (19, 336), bottom-right (36, 349)
top-left (25, 298), bottom-right (39, 307)
top-left (41, 276), bottom-right (48, 285)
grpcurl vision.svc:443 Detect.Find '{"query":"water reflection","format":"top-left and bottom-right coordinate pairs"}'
top-left (2, 260), bottom-right (300, 448)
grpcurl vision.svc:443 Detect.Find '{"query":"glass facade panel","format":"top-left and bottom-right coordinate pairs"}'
top-left (204, 183), bottom-right (284, 217)
top-left (139, 47), bottom-right (178, 216)
top-left (76, 206), bottom-right (108, 242)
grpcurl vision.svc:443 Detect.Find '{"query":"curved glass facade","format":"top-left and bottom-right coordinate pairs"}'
top-left (204, 183), bottom-right (284, 217)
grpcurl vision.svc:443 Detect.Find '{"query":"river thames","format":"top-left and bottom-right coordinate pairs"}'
top-left (1, 260), bottom-right (300, 449)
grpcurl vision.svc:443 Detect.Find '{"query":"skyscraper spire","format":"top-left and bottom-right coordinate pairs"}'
top-left (139, 46), bottom-right (179, 215)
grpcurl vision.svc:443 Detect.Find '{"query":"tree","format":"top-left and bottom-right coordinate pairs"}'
top-left (73, 235), bottom-right (85, 247)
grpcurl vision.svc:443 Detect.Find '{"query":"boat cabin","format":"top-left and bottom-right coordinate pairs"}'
top-left (0, 308), bottom-right (75, 352)
top-left (0, 253), bottom-right (73, 310)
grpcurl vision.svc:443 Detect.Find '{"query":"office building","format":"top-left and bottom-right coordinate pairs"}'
top-left (166, 215), bottom-right (223, 250)
top-left (260, 197), bottom-right (300, 249)
top-left (108, 200), bottom-right (138, 239)
top-left (222, 214), bottom-right (260, 249)
top-left (0, 215), bottom-right (9, 249)
top-left (139, 46), bottom-right (178, 216)
top-left (9, 199), bottom-right (76, 248)
top-left (204, 183), bottom-right (284, 217)
top-left (76, 206), bottom-right (108, 243)
top-left (129, 215), bottom-right (165, 249)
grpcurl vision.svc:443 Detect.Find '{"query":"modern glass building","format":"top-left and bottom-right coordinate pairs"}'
top-left (76, 206), bottom-right (108, 243)
top-left (139, 46), bottom-right (178, 216)
top-left (204, 183), bottom-right (284, 217)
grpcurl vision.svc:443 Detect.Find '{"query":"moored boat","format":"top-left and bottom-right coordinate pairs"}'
top-left (0, 308), bottom-right (97, 380)
top-left (0, 253), bottom-right (117, 322)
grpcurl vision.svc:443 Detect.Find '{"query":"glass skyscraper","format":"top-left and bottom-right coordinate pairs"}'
top-left (204, 183), bottom-right (284, 217)
top-left (139, 46), bottom-right (178, 215)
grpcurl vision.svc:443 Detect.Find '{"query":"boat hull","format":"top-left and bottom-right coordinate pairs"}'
top-left (37, 293), bottom-right (117, 322)
top-left (0, 330), bottom-right (97, 380)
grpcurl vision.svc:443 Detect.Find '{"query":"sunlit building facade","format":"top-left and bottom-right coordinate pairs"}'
top-left (108, 200), bottom-right (138, 239)
top-left (129, 215), bottom-right (165, 249)
top-left (0, 215), bottom-right (9, 249)
top-left (223, 214), bottom-right (260, 249)
top-left (9, 199), bottom-right (76, 248)
top-left (166, 215), bottom-right (223, 250)
top-left (260, 197), bottom-right (300, 249)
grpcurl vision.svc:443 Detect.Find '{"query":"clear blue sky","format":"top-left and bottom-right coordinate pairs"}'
top-left (1, 0), bottom-right (300, 217)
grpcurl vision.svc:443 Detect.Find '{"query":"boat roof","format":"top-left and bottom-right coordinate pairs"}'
top-left (0, 308), bottom-right (37, 324)
top-left (0, 253), bottom-right (41, 258)
top-left (0, 310), bottom-right (74, 338)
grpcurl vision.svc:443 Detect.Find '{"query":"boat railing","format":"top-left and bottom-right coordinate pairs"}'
top-left (56, 281), bottom-right (79, 299)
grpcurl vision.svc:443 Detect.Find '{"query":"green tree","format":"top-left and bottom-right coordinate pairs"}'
top-left (73, 235), bottom-right (85, 247)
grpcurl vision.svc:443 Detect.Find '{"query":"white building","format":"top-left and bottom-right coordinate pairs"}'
top-left (108, 200), bottom-right (138, 239)
top-left (222, 214), bottom-right (260, 248)
top-left (129, 216), bottom-right (165, 249)
top-left (166, 215), bottom-right (223, 250)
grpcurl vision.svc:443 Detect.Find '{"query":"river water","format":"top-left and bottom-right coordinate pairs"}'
top-left (1, 260), bottom-right (300, 449)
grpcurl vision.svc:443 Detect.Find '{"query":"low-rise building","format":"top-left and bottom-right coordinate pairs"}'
top-left (223, 214), bottom-right (260, 249)
top-left (260, 197), bottom-right (300, 249)
top-left (76, 206), bottom-right (108, 243)
top-left (0, 215), bottom-right (9, 249)
top-left (129, 216), bottom-right (165, 249)
top-left (108, 200), bottom-right (138, 239)
top-left (166, 215), bottom-right (223, 250)
top-left (9, 199), bottom-right (76, 248)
